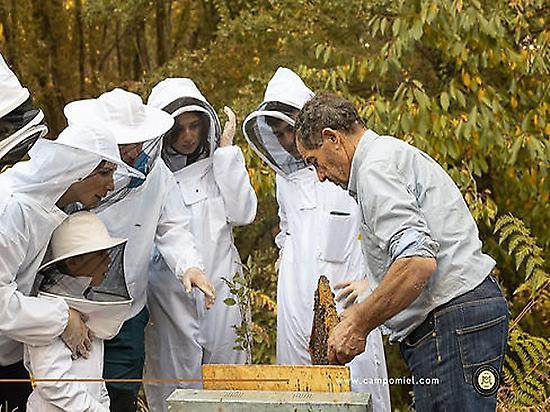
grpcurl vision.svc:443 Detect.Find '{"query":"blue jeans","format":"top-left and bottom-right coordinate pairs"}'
top-left (400, 275), bottom-right (509, 411)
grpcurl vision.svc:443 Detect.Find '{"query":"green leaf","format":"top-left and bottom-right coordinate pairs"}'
top-left (392, 18), bottom-right (401, 37)
top-left (456, 90), bottom-right (466, 107)
top-left (411, 20), bottom-right (423, 40)
top-left (509, 137), bottom-right (523, 164)
top-left (440, 92), bottom-right (450, 111)
top-left (314, 43), bottom-right (324, 59)
top-left (413, 88), bottom-right (431, 109)
top-left (380, 17), bottom-right (388, 35)
top-left (322, 46), bottom-right (331, 64)
top-left (224, 298), bottom-right (236, 306)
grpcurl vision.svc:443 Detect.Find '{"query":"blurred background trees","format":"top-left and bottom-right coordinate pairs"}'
top-left (1, 0), bottom-right (548, 409)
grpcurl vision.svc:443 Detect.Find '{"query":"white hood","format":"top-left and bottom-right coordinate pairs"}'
top-left (263, 67), bottom-right (314, 109)
top-left (148, 78), bottom-right (221, 173)
top-left (148, 78), bottom-right (210, 113)
top-left (0, 53), bottom-right (29, 118)
top-left (0, 124), bottom-right (131, 215)
top-left (243, 67), bottom-right (313, 177)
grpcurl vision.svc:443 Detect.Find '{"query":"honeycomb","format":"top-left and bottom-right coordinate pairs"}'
top-left (309, 275), bottom-right (340, 365)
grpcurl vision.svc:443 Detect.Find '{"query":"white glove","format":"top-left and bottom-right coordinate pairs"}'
top-left (182, 267), bottom-right (216, 309)
top-left (220, 106), bottom-right (237, 147)
top-left (334, 278), bottom-right (370, 309)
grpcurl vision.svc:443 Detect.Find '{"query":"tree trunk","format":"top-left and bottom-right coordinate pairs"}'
top-left (0, 0), bottom-right (17, 69)
top-left (75, 0), bottom-right (85, 95)
top-left (155, 0), bottom-right (167, 66)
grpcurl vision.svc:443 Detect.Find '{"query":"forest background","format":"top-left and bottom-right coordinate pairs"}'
top-left (1, 0), bottom-right (548, 410)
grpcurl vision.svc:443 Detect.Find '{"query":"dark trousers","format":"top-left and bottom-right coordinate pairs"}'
top-left (104, 306), bottom-right (149, 412)
top-left (0, 360), bottom-right (32, 412)
top-left (400, 275), bottom-right (509, 411)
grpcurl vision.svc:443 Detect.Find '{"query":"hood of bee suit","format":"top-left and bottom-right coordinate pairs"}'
top-left (148, 78), bottom-right (221, 173)
top-left (242, 67), bottom-right (314, 177)
top-left (34, 212), bottom-right (132, 340)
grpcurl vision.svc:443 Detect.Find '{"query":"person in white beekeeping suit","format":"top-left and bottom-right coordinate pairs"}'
top-left (243, 68), bottom-right (391, 411)
top-left (0, 122), bottom-right (135, 410)
top-left (143, 78), bottom-right (258, 411)
top-left (64, 88), bottom-right (215, 412)
top-left (0, 52), bottom-right (47, 172)
top-left (25, 211), bottom-right (133, 412)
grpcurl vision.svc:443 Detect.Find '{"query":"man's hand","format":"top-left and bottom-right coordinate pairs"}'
top-left (327, 306), bottom-right (367, 365)
top-left (182, 267), bottom-right (216, 309)
top-left (61, 308), bottom-right (91, 359)
top-left (220, 106), bottom-right (237, 147)
top-left (328, 257), bottom-right (437, 365)
top-left (335, 278), bottom-right (370, 309)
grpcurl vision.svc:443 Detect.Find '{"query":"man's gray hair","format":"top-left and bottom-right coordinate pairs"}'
top-left (295, 93), bottom-right (365, 149)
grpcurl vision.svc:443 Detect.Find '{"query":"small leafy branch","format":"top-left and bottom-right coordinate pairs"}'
top-left (494, 213), bottom-right (548, 298)
top-left (493, 213), bottom-right (550, 410)
top-left (498, 329), bottom-right (550, 410)
top-left (222, 259), bottom-right (254, 364)
top-left (222, 253), bottom-right (278, 364)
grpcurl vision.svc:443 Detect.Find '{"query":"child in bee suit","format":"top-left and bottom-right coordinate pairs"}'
top-left (25, 211), bottom-right (133, 411)
top-left (143, 78), bottom-right (257, 412)
top-left (243, 68), bottom-right (391, 411)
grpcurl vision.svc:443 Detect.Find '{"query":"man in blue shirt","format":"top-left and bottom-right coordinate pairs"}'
top-left (294, 93), bottom-right (508, 411)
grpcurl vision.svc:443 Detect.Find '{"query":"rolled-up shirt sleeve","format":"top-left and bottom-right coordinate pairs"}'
top-left (357, 160), bottom-right (439, 264)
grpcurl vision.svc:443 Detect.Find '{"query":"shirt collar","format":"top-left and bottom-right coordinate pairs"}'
top-left (347, 129), bottom-right (379, 200)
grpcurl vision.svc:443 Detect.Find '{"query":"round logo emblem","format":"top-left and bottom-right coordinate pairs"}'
top-left (473, 365), bottom-right (500, 396)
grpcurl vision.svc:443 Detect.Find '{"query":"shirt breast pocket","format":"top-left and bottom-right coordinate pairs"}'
top-left (179, 180), bottom-right (208, 206)
top-left (319, 210), bottom-right (356, 263)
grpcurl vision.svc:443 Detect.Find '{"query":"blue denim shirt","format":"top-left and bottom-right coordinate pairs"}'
top-left (350, 129), bottom-right (495, 342)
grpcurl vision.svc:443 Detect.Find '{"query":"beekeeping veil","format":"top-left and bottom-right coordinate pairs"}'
top-left (64, 88), bottom-right (174, 211)
top-left (242, 67), bottom-right (314, 177)
top-left (33, 211), bottom-right (132, 339)
top-left (0, 122), bottom-right (135, 219)
top-left (147, 78), bottom-right (221, 173)
top-left (0, 53), bottom-right (47, 171)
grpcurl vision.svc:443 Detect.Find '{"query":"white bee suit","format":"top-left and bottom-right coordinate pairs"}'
top-left (92, 161), bottom-right (204, 321)
top-left (64, 89), bottom-right (203, 323)
top-left (25, 296), bottom-right (131, 412)
top-left (25, 211), bottom-right (133, 411)
top-left (0, 125), bottom-right (129, 367)
top-left (26, 336), bottom-right (108, 412)
top-left (243, 68), bottom-right (391, 411)
top-left (144, 78), bottom-right (257, 412)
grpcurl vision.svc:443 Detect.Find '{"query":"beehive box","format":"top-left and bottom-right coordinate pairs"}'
top-left (167, 389), bottom-right (372, 411)
top-left (202, 364), bottom-right (351, 392)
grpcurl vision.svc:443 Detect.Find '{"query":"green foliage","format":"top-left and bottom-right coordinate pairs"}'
top-left (222, 250), bottom-right (278, 365)
top-left (299, 0), bottom-right (549, 245)
top-left (245, 246), bottom-right (278, 364)
top-left (494, 214), bottom-right (548, 295)
top-left (498, 329), bottom-right (550, 410)
top-left (221, 268), bottom-right (253, 364)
